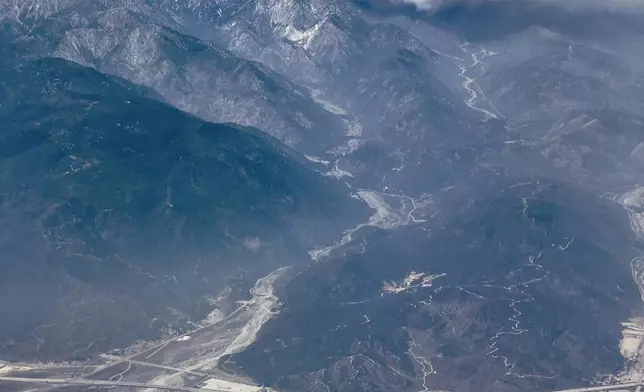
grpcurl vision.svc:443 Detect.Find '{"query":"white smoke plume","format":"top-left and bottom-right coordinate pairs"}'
top-left (393, 0), bottom-right (491, 10)
top-left (385, 0), bottom-right (644, 12)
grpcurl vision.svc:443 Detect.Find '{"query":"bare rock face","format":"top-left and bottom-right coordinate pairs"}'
top-left (0, 0), bottom-right (80, 20)
top-left (2, 0), bottom-right (350, 152)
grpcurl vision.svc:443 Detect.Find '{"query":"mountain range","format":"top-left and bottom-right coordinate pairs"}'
top-left (1, 1), bottom-right (644, 392)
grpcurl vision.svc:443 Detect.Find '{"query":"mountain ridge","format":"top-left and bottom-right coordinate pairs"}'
top-left (0, 55), bottom-right (368, 362)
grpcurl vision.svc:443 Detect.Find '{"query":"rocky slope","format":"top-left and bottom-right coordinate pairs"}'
top-left (1, 0), bottom-right (351, 152)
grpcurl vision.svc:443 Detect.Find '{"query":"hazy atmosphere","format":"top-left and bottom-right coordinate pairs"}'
top-left (1, 1), bottom-right (644, 392)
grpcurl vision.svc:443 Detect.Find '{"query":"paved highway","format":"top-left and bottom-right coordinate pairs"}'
top-left (554, 382), bottom-right (644, 391)
top-left (81, 301), bottom-right (250, 380)
top-left (0, 376), bottom-right (229, 392)
top-left (98, 356), bottom-right (213, 378)
top-left (2, 374), bottom-right (643, 392)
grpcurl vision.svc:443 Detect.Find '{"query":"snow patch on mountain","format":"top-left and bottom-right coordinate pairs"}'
top-left (0, 0), bottom-right (78, 21)
top-left (282, 19), bottom-right (325, 49)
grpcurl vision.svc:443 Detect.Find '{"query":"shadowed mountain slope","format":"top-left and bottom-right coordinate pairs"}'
top-left (0, 57), bottom-right (367, 361)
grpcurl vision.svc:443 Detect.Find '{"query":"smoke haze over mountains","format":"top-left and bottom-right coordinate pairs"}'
top-left (358, 0), bottom-right (644, 14)
top-left (1, 0), bottom-right (644, 391)
top-left (355, 0), bottom-right (644, 43)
